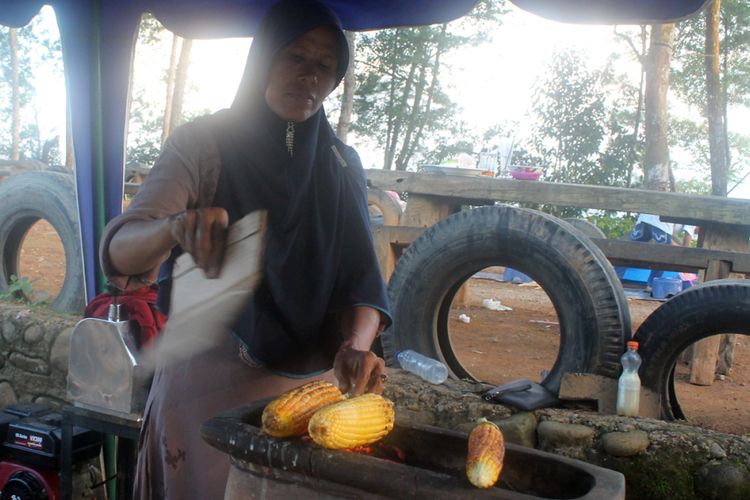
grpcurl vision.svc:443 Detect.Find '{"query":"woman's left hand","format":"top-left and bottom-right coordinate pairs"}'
top-left (333, 344), bottom-right (387, 396)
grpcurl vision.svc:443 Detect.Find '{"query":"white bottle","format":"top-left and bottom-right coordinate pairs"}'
top-left (616, 341), bottom-right (642, 417)
top-left (396, 350), bottom-right (449, 384)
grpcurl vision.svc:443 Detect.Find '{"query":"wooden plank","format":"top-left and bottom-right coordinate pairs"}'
top-left (593, 239), bottom-right (750, 273)
top-left (366, 170), bottom-right (750, 227)
top-left (370, 226), bottom-right (750, 274)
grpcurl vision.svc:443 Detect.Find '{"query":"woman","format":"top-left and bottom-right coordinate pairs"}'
top-left (99, 1), bottom-right (391, 497)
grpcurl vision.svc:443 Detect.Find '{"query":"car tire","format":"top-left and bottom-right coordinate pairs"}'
top-left (381, 205), bottom-right (631, 394)
top-left (0, 171), bottom-right (85, 313)
top-left (634, 279), bottom-right (750, 419)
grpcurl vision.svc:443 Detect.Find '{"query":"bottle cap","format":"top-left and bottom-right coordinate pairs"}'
top-left (627, 341), bottom-right (639, 349)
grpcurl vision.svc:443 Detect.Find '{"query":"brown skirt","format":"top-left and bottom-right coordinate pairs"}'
top-left (133, 334), bottom-right (334, 500)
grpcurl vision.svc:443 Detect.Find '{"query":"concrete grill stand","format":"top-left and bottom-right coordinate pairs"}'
top-left (202, 400), bottom-right (625, 499)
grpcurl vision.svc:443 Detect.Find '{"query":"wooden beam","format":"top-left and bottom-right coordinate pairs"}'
top-left (593, 239), bottom-right (750, 273)
top-left (370, 225), bottom-right (750, 275)
top-left (366, 170), bottom-right (750, 227)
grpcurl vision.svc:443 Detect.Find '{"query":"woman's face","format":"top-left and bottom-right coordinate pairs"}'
top-left (265, 26), bottom-right (339, 122)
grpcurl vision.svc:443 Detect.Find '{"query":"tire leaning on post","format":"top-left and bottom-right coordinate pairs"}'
top-left (634, 279), bottom-right (750, 420)
top-left (0, 170), bottom-right (85, 313)
top-left (381, 205), bottom-right (632, 395)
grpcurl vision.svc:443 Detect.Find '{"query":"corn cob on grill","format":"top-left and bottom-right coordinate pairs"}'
top-left (261, 380), bottom-right (344, 438)
top-left (466, 418), bottom-right (505, 488)
top-left (308, 393), bottom-right (395, 449)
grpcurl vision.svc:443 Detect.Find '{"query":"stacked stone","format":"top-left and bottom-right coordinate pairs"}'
top-left (0, 302), bottom-right (76, 408)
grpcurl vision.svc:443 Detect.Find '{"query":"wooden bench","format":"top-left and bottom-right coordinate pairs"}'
top-left (366, 170), bottom-right (750, 386)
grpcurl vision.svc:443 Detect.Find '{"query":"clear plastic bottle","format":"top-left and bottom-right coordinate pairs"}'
top-left (396, 350), bottom-right (449, 384)
top-left (616, 341), bottom-right (642, 417)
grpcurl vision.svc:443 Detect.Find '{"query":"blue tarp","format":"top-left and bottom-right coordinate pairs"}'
top-left (0, 0), bottom-right (710, 302)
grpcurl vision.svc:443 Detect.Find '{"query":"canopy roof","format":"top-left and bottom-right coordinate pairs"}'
top-left (0, 0), bottom-right (710, 302)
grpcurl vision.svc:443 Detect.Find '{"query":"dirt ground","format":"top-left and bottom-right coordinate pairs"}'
top-left (14, 222), bottom-right (750, 436)
top-left (449, 273), bottom-right (750, 436)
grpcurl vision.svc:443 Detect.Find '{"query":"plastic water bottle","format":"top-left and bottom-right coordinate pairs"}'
top-left (396, 350), bottom-right (449, 384)
top-left (616, 341), bottom-right (642, 417)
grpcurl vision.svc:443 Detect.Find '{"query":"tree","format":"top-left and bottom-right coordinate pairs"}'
top-left (127, 15), bottom-right (195, 166)
top-left (673, 0), bottom-right (750, 195)
top-left (643, 23), bottom-right (675, 192)
top-left (353, 0), bottom-right (505, 171)
top-left (705, 0), bottom-right (728, 196)
top-left (336, 31), bottom-right (356, 143)
top-left (9, 28), bottom-right (19, 160)
top-left (168, 38), bottom-right (193, 134)
top-left (530, 50), bottom-right (636, 189)
top-left (0, 18), bottom-right (64, 165)
top-left (613, 25), bottom-right (649, 188)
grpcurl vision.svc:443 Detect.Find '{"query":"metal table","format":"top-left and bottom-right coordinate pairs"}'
top-left (61, 405), bottom-right (141, 500)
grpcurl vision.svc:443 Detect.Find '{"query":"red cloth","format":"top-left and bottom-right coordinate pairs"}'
top-left (84, 285), bottom-right (166, 349)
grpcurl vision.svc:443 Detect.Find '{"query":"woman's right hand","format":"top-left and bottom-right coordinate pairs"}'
top-left (170, 207), bottom-right (229, 278)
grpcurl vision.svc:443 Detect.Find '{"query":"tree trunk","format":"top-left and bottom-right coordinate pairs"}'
top-left (169, 38), bottom-right (192, 134)
top-left (385, 49), bottom-right (418, 171)
top-left (336, 31), bottom-right (356, 143)
top-left (705, 0), bottom-right (727, 197)
top-left (395, 59), bottom-right (428, 171)
top-left (643, 23), bottom-right (675, 192)
top-left (406, 24), bottom-right (448, 172)
top-left (162, 34), bottom-right (180, 144)
top-left (10, 28), bottom-right (20, 161)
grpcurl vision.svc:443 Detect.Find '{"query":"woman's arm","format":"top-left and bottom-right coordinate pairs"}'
top-left (333, 306), bottom-right (388, 395)
top-left (108, 208), bottom-right (228, 279)
top-left (101, 119), bottom-right (227, 289)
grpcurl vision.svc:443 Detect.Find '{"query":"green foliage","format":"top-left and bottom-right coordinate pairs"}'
top-left (0, 275), bottom-right (35, 304)
top-left (670, 117), bottom-right (750, 192)
top-left (671, 0), bottom-right (750, 191)
top-left (522, 50), bottom-right (640, 217)
top-left (353, 0), bottom-right (506, 171)
top-left (587, 212), bottom-right (636, 240)
top-left (0, 18), bottom-right (64, 163)
top-left (674, 0), bottom-right (750, 109)
top-left (530, 50), bottom-right (637, 192)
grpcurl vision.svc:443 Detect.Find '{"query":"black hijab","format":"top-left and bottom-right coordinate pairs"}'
top-left (209, 0), bottom-right (390, 375)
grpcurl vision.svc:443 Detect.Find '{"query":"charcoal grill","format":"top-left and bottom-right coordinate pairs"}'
top-left (202, 401), bottom-right (625, 499)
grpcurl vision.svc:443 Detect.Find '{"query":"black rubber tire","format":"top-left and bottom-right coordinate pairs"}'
top-left (0, 171), bottom-right (85, 313)
top-left (563, 218), bottom-right (607, 240)
top-left (382, 205), bottom-right (631, 394)
top-left (367, 188), bottom-right (402, 226)
top-left (633, 279), bottom-right (750, 420)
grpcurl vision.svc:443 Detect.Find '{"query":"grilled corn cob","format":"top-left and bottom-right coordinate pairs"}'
top-left (261, 380), bottom-right (344, 438)
top-left (466, 418), bottom-right (505, 488)
top-left (308, 393), bottom-right (395, 449)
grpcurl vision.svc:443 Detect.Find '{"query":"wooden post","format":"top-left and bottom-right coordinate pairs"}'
top-left (400, 194), bottom-right (458, 227)
top-left (690, 223), bottom-right (749, 385)
top-left (401, 195), bottom-right (471, 304)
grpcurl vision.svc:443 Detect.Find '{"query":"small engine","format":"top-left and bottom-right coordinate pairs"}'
top-left (0, 403), bottom-right (102, 500)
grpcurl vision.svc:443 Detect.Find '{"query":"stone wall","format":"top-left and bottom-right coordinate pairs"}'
top-left (385, 371), bottom-right (750, 500)
top-left (2, 301), bottom-right (749, 499)
top-left (0, 301), bottom-right (76, 407)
